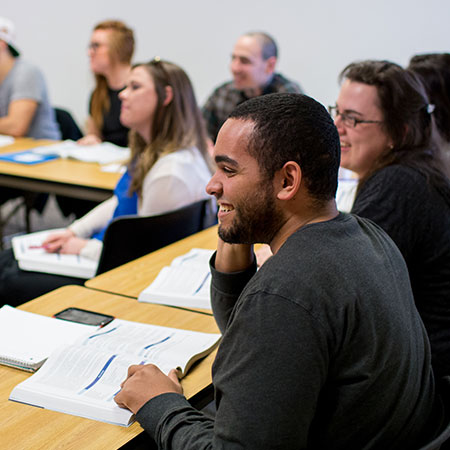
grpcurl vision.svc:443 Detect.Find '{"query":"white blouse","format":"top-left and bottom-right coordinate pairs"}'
top-left (69, 147), bottom-right (213, 261)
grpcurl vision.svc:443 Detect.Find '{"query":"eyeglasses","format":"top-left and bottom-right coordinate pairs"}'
top-left (88, 42), bottom-right (106, 52)
top-left (328, 105), bottom-right (383, 128)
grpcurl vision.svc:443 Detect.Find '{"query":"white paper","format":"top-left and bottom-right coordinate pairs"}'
top-left (32, 140), bottom-right (130, 164)
top-left (139, 249), bottom-right (214, 309)
top-left (0, 134), bottom-right (14, 147)
top-left (0, 306), bottom-right (95, 370)
top-left (12, 229), bottom-right (97, 279)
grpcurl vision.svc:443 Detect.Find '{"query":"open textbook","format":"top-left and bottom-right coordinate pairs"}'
top-left (31, 140), bottom-right (130, 164)
top-left (12, 229), bottom-right (97, 279)
top-left (138, 248), bottom-right (215, 310)
top-left (10, 318), bottom-right (221, 426)
top-left (0, 305), bottom-right (96, 372)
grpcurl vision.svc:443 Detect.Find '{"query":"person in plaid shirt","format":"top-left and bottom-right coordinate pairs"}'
top-left (202, 31), bottom-right (303, 142)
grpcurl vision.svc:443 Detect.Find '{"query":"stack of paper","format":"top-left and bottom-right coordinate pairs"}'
top-left (32, 140), bottom-right (130, 164)
top-left (12, 229), bottom-right (97, 279)
top-left (138, 248), bottom-right (214, 310)
top-left (0, 134), bottom-right (15, 147)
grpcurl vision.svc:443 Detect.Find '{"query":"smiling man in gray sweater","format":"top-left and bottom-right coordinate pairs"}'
top-left (115, 93), bottom-right (444, 449)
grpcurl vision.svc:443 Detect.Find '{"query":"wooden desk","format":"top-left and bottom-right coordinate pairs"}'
top-left (0, 138), bottom-right (120, 202)
top-left (85, 226), bottom-right (219, 313)
top-left (1, 285), bottom-right (219, 449)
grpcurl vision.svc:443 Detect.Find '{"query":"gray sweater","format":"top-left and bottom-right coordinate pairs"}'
top-left (136, 213), bottom-right (442, 449)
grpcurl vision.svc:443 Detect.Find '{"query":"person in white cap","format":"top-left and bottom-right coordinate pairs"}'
top-left (0, 16), bottom-right (60, 140)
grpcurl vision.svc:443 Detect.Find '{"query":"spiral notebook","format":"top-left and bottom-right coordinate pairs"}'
top-left (0, 305), bottom-right (95, 372)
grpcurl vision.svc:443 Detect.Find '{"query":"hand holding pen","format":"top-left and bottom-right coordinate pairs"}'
top-left (41, 229), bottom-right (75, 253)
top-left (38, 229), bottom-right (88, 255)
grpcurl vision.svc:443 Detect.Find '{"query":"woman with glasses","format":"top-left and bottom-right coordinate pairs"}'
top-left (78, 20), bottom-right (134, 147)
top-left (331, 59), bottom-right (450, 378)
top-left (0, 59), bottom-right (214, 306)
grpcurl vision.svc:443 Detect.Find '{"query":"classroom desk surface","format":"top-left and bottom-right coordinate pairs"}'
top-left (85, 226), bottom-right (219, 313)
top-left (1, 285), bottom-right (219, 450)
top-left (0, 138), bottom-right (120, 201)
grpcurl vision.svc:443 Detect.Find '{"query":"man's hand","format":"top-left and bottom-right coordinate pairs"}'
top-left (214, 237), bottom-right (254, 273)
top-left (255, 244), bottom-right (273, 267)
top-left (114, 364), bottom-right (183, 414)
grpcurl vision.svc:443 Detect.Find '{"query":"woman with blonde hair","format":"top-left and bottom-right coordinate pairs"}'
top-left (57, 20), bottom-right (134, 217)
top-left (79, 20), bottom-right (134, 147)
top-left (0, 59), bottom-right (214, 305)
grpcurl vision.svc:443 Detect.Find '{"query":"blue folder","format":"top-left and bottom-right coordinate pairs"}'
top-left (0, 150), bottom-right (59, 165)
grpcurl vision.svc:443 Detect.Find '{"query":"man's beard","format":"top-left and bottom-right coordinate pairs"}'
top-left (218, 183), bottom-right (284, 245)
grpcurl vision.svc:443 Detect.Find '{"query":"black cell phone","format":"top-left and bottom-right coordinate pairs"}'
top-left (53, 307), bottom-right (115, 327)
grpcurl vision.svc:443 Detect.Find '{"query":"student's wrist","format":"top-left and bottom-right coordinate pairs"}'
top-left (215, 239), bottom-right (254, 273)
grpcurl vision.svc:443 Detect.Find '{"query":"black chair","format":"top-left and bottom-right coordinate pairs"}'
top-left (419, 376), bottom-right (450, 450)
top-left (54, 107), bottom-right (83, 141)
top-left (95, 199), bottom-right (211, 275)
top-left (53, 107), bottom-right (99, 218)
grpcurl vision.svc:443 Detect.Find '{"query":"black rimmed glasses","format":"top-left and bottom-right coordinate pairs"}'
top-left (328, 105), bottom-right (383, 128)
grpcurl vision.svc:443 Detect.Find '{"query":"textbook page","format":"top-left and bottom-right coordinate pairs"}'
top-left (0, 305), bottom-right (95, 372)
top-left (138, 249), bottom-right (215, 309)
top-left (9, 318), bottom-right (220, 426)
top-left (12, 229), bottom-right (97, 279)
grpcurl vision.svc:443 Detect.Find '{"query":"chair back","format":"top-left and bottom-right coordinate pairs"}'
top-left (54, 108), bottom-right (83, 141)
top-left (419, 376), bottom-right (450, 450)
top-left (96, 199), bottom-right (209, 275)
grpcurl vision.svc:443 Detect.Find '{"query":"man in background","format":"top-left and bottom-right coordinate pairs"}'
top-left (0, 16), bottom-right (60, 210)
top-left (202, 31), bottom-right (302, 142)
top-left (0, 16), bottom-right (60, 140)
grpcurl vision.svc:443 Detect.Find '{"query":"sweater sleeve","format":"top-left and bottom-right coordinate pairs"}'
top-left (68, 196), bottom-right (118, 262)
top-left (209, 252), bottom-right (257, 333)
top-left (69, 196), bottom-right (118, 238)
top-left (351, 166), bottom-right (424, 264)
top-left (135, 291), bottom-right (328, 449)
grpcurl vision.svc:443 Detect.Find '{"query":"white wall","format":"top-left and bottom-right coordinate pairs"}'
top-left (3, 0), bottom-right (449, 129)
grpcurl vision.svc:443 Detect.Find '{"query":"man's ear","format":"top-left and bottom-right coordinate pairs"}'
top-left (265, 56), bottom-right (277, 75)
top-left (163, 85), bottom-right (173, 106)
top-left (276, 161), bottom-right (301, 201)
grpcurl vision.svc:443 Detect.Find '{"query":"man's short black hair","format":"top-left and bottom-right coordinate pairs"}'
top-left (229, 93), bottom-right (340, 203)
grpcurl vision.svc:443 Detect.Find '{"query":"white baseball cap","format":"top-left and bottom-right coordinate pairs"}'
top-left (0, 17), bottom-right (20, 57)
